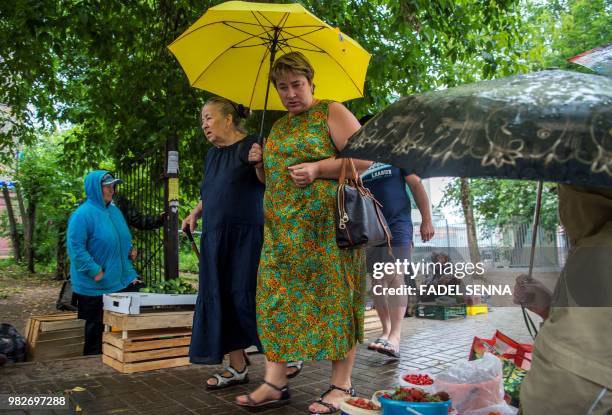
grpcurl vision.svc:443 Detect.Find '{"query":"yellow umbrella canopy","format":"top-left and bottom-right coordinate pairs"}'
top-left (168, 1), bottom-right (371, 111)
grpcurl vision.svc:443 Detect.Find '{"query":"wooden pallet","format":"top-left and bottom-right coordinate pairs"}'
top-left (25, 313), bottom-right (85, 361)
top-left (102, 328), bottom-right (191, 373)
top-left (364, 308), bottom-right (383, 334)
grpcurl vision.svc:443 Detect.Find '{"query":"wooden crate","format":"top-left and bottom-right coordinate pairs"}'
top-left (25, 313), bottom-right (85, 361)
top-left (103, 310), bottom-right (194, 339)
top-left (102, 310), bottom-right (193, 373)
top-left (364, 308), bottom-right (383, 334)
top-left (102, 328), bottom-right (191, 373)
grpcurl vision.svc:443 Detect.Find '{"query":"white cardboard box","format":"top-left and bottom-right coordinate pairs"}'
top-left (103, 292), bottom-right (197, 315)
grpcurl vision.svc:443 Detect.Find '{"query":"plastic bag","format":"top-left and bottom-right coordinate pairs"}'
top-left (464, 403), bottom-right (518, 415)
top-left (434, 353), bottom-right (505, 413)
top-left (0, 323), bottom-right (27, 363)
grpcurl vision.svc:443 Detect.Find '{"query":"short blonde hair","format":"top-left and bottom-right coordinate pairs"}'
top-left (270, 52), bottom-right (315, 86)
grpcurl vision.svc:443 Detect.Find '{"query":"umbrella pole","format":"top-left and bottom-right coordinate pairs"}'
top-left (522, 179), bottom-right (544, 339)
top-left (258, 29), bottom-right (280, 142)
top-left (527, 180), bottom-right (544, 281)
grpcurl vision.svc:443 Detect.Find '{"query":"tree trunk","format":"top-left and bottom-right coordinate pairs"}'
top-left (460, 178), bottom-right (481, 264)
top-left (25, 201), bottom-right (36, 273)
top-left (15, 183), bottom-right (28, 256)
top-left (55, 215), bottom-right (69, 280)
top-left (2, 184), bottom-right (21, 262)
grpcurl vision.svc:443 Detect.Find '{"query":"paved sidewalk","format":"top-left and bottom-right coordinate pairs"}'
top-left (1, 307), bottom-right (534, 414)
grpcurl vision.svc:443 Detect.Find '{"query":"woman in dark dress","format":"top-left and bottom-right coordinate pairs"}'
top-left (182, 97), bottom-right (264, 388)
top-left (183, 97), bottom-right (302, 389)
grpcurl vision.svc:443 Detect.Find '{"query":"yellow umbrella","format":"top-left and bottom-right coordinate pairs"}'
top-left (168, 1), bottom-right (370, 132)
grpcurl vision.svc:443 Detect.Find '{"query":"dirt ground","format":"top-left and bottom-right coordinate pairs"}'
top-left (0, 265), bottom-right (63, 335)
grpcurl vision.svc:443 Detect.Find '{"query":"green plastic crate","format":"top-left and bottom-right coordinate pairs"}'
top-left (416, 302), bottom-right (466, 320)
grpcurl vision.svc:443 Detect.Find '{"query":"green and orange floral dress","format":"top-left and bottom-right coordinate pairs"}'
top-left (257, 100), bottom-right (365, 362)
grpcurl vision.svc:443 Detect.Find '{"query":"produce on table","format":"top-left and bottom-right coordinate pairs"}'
top-left (346, 397), bottom-right (381, 410)
top-left (403, 373), bottom-right (434, 386)
top-left (381, 387), bottom-right (450, 403)
top-left (139, 278), bottom-right (197, 294)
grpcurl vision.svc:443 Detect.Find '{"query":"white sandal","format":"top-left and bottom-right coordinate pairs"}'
top-left (206, 365), bottom-right (249, 390)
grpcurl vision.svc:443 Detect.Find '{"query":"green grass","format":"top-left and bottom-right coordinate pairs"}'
top-left (179, 249), bottom-right (199, 273)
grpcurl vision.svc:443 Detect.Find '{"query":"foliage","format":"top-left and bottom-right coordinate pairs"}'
top-left (524, 0), bottom-right (612, 72)
top-left (140, 277), bottom-right (197, 294)
top-left (440, 178), bottom-right (559, 230)
top-left (1, 0), bottom-right (536, 202)
top-left (12, 134), bottom-right (83, 266)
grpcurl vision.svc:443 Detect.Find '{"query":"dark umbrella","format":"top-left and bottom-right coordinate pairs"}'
top-left (341, 69), bottom-right (612, 337)
top-left (341, 70), bottom-right (612, 187)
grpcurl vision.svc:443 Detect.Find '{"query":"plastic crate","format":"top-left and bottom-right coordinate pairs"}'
top-left (466, 304), bottom-right (489, 316)
top-left (416, 303), bottom-right (466, 320)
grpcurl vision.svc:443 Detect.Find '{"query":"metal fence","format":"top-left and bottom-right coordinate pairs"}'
top-left (412, 219), bottom-right (569, 270)
top-left (116, 154), bottom-right (166, 286)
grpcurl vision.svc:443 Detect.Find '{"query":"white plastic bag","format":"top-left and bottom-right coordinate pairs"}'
top-left (464, 403), bottom-right (518, 415)
top-left (434, 353), bottom-right (505, 413)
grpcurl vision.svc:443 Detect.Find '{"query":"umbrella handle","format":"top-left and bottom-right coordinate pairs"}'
top-left (184, 227), bottom-right (200, 260)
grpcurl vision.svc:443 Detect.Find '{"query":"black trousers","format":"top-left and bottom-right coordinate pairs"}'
top-left (76, 293), bottom-right (104, 355)
top-left (75, 282), bottom-right (145, 355)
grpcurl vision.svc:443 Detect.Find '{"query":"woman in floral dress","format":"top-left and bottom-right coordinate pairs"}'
top-left (235, 52), bottom-right (369, 414)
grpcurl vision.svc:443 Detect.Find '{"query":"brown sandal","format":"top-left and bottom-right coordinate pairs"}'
top-left (235, 380), bottom-right (290, 409)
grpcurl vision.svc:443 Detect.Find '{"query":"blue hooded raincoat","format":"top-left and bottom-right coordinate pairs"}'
top-left (67, 170), bottom-right (138, 296)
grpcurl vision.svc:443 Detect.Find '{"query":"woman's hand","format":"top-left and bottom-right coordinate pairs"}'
top-left (94, 270), bottom-right (104, 282)
top-left (288, 163), bottom-right (319, 187)
top-left (513, 274), bottom-right (553, 320)
top-left (248, 143), bottom-right (263, 168)
top-left (181, 213), bottom-right (198, 234)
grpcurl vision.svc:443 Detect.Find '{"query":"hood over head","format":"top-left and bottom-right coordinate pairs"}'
top-left (558, 184), bottom-right (612, 247)
top-left (84, 170), bottom-right (111, 208)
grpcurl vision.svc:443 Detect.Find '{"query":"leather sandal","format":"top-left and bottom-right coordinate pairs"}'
top-left (235, 380), bottom-right (291, 408)
top-left (206, 365), bottom-right (249, 390)
top-left (308, 384), bottom-right (356, 414)
top-left (286, 360), bottom-right (304, 379)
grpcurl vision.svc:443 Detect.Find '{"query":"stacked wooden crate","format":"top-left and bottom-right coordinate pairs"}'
top-left (363, 308), bottom-right (383, 334)
top-left (25, 313), bottom-right (84, 361)
top-left (101, 293), bottom-right (195, 374)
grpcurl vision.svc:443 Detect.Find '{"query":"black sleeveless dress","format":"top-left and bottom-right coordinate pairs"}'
top-left (189, 134), bottom-right (264, 364)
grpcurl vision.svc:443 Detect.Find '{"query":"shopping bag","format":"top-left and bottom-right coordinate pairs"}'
top-left (469, 330), bottom-right (532, 370)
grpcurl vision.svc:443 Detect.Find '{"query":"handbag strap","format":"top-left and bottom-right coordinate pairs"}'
top-left (337, 158), bottom-right (393, 250)
top-left (338, 158), bottom-right (359, 186)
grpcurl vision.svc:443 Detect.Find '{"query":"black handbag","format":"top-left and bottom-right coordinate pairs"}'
top-left (335, 158), bottom-right (391, 249)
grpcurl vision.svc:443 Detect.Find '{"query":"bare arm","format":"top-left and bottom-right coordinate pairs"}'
top-left (405, 175), bottom-right (435, 242)
top-left (288, 102), bottom-right (371, 186)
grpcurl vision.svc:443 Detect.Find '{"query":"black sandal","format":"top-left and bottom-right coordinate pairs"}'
top-left (286, 360), bottom-right (304, 379)
top-left (235, 380), bottom-right (291, 409)
top-left (308, 384), bottom-right (356, 414)
top-left (377, 340), bottom-right (401, 359)
top-left (367, 337), bottom-right (387, 350)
